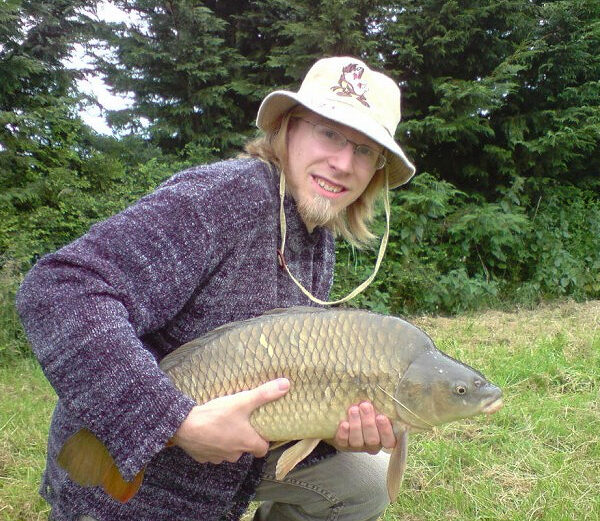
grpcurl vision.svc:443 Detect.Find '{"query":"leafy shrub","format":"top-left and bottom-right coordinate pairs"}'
top-left (525, 182), bottom-right (600, 299)
top-left (335, 173), bottom-right (598, 315)
top-left (0, 151), bottom-right (190, 360)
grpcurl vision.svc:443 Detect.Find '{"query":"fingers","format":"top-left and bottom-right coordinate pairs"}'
top-left (347, 405), bottom-right (367, 446)
top-left (240, 378), bottom-right (290, 411)
top-left (334, 402), bottom-right (396, 454)
top-left (332, 418), bottom-right (350, 450)
top-left (375, 414), bottom-right (396, 450)
top-left (352, 402), bottom-right (380, 452)
top-left (241, 379), bottom-right (289, 457)
top-left (171, 379), bottom-right (289, 466)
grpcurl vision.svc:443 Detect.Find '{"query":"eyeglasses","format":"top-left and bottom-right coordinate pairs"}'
top-left (294, 118), bottom-right (386, 171)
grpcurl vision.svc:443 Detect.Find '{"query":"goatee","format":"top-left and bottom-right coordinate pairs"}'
top-left (297, 195), bottom-right (340, 231)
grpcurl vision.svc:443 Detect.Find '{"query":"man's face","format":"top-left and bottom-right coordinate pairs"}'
top-left (285, 113), bottom-right (382, 230)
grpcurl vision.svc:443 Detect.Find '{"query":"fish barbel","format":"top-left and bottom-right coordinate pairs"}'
top-left (57, 306), bottom-right (503, 503)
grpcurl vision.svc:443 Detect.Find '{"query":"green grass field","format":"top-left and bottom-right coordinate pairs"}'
top-left (1, 301), bottom-right (598, 521)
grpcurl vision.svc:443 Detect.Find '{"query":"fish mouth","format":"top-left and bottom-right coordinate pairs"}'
top-left (482, 397), bottom-right (503, 415)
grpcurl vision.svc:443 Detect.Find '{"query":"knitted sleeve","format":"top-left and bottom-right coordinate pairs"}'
top-left (16, 167), bottom-right (233, 480)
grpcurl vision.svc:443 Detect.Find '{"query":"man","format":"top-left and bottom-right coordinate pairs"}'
top-left (17, 56), bottom-right (415, 521)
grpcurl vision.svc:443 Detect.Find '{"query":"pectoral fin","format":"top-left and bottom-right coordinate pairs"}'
top-left (275, 438), bottom-right (321, 480)
top-left (269, 440), bottom-right (291, 451)
top-left (57, 428), bottom-right (144, 503)
top-left (386, 426), bottom-right (409, 501)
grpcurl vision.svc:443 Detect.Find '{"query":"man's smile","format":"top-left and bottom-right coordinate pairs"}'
top-left (311, 175), bottom-right (347, 196)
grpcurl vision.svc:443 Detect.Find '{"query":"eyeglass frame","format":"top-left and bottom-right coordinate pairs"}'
top-left (292, 117), bottom-right (387, 171)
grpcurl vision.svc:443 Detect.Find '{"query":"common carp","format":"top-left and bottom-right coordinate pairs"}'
top-left (57, 306), bottom-right (503, 503)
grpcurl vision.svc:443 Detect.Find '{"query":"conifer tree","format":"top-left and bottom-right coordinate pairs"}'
top-left (93, 0), bottom-right (253, 157)
top-left (0, 0), bottom-right (93, 183)
top-left (377, 0), bottom-right (535, 195)
top-left (377, 0), bottom-right (600, 197)
top-left (497, 0), bottom-right (600, 189)
top-left (0, 0), bottom-right (132, 265)
top-left (94, 0), bottom-right (390, 157)
top-left (248, 0), bottom-right (379, 79)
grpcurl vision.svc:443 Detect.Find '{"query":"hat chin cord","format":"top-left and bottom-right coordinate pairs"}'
top-left (277, 168), bottom-right (390, 306)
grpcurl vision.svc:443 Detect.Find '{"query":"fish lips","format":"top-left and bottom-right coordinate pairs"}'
top-left (481, 396), bottom-right (504, 415)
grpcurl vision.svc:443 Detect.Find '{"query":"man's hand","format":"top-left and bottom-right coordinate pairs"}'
top-left (332, 402), bottom-right (396, 454)
top-left (172, 378), bottom-right (290, 464)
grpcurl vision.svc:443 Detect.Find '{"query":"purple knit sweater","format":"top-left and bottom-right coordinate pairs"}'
top-left (16, 157), bottom-right (337, 521)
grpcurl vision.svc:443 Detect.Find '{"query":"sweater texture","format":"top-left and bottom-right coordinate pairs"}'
top-left (16, 157), bottom-right (337, 521)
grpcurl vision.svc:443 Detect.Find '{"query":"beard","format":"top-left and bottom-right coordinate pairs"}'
top-left (296, 194), bottom-right (342, 231)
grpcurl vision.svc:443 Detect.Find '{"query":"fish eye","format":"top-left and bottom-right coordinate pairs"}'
top-left (455, 384), bottom-right (467, 395)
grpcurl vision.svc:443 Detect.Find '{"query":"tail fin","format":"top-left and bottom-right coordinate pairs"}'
top-left (57, 428), bottom-right (144, 503)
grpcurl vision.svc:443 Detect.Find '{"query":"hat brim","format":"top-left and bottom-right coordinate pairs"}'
top-left (257, 90), bottom-right (416, 188)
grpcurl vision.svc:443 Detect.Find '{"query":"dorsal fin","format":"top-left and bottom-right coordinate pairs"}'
top-left (159, 306), bottom-right (328, 372)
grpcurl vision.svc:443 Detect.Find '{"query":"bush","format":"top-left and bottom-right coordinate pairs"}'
top-left (525, 182), bottom-right (600, 299)
top-left (0, 151), bottom-right (191, 361)
top-left (334, 173), bottom-right (599, 315)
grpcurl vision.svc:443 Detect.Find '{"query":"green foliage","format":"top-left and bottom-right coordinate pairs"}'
top-left (252, 0), bottom-right (379, 76)
top-left (0, 0), bottom-right (106, 267)
top-left (379, 0), bottom-right (534, 192)
top-left (380, 0), bottom-right (600, 199)
top-left (0, 0), bottom-right (97, 180)
top-left (1, 0), bottom-right (600, 340)
top-left (333, 173), bottom-right (599, 315)
top-left (93, 0), bottom-right (255, 156)
top-left (521, 182), bottom-right (600, 300)
top-left (445, 199), bottom-right (530, 276)
top-left (93, 0), bottom-right (391, 158)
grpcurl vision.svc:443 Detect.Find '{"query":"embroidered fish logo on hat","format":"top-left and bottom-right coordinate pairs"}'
top-left (330, 63), bottom-right (370, 107)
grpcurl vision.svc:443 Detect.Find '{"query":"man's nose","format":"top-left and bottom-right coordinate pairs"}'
top-left (327, 142), bottom-right (354, 172)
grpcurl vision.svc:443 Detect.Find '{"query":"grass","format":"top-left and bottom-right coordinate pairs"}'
top-left (383, 300), bottom-right (600, 521)
top-left (1, 300), bottom-right (599, 521)
top-left (0, 359), bottom-right (54, 521)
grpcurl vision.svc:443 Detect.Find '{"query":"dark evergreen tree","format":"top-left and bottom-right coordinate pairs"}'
top-left (93, 0), bottom-right (392, 158)
top-left (1, 0), bottom-right (91, 257)
top-left (497, 0), bottom-right (600, 190)
top-left (377, 0), bottom-right (536, 195)
top-left (92, 0), bottom-right (253, 157)
top-left (248, 0), bottom-right (380, 78)
top-left (377, 0), bottom-right (600, 198)
top-left (0, 0), bottom-right (140, 266)
top-left (0, 0), bottom-right (93, 183)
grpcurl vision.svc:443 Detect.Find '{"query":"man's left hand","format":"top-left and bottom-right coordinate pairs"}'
top-left (331, 402), bottom-right (396, 454)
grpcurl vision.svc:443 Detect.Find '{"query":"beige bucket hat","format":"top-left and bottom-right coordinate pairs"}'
top-left (257, 56), bottom-right (416, 188)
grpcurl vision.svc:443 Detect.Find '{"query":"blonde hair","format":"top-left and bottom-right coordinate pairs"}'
top-left (243, 106), bottom-right (387, 249)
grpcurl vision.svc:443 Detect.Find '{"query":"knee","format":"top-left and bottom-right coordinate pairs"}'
top-left (344, 452), bottom-right (390, 520)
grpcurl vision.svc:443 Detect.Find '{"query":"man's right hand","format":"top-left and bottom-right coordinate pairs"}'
top-left (172, 378), bottom-right (290, 465)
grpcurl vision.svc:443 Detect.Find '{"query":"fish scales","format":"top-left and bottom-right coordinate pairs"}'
top-left (160, 308), bottom-right (412, 441)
